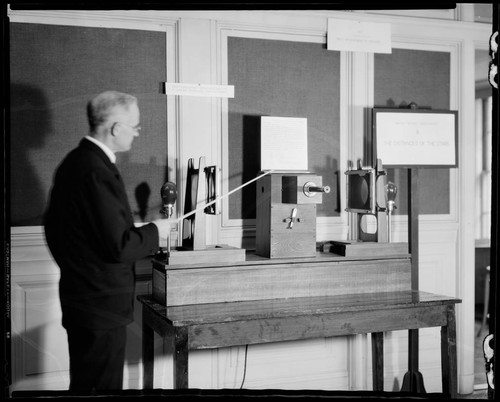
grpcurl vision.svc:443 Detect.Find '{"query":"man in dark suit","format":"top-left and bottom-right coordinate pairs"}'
top-left (44, 90), bottom-right (172, 394)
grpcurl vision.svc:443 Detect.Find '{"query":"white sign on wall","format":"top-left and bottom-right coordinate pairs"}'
top-left (373, 109), bottom-right (458, 168)
top-left (327, 18), bottom-right (392, 54)
top-left (163, 82), bottom-right (235, 98)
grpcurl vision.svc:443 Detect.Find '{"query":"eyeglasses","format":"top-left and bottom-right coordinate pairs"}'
top-left (113, 122), bottom-right (142, 133)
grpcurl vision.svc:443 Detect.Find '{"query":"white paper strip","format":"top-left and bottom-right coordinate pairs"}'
top-left (163, 82), bottom-right (235, 98)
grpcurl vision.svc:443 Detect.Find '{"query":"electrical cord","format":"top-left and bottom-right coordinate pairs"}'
top-left (239, 344), bottom-right (249, 389)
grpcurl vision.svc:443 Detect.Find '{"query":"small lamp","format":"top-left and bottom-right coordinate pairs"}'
top-left (159, 181), bottom-right (177, 256)
top-left (160, 181), bottom-right (177, 218)
top-left (384, 181), bottom-right (397, 242)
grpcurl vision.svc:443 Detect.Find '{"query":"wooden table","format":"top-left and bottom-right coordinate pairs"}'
top-left (138, 290), bottom-right (460, 397)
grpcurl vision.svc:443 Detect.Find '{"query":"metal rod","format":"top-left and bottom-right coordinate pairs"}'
top-left (175, 169), bottom-right (275, 223)
top-left (307, 186), bottom-right (330, 193)
top-left (387, 211), bottom-right (392, 243)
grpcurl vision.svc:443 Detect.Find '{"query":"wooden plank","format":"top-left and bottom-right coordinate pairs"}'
top-left (167, 245), bottom-right (246, 265)
top-left (157, 258), bottom-right (411, 306)
top-left (326, 241), bottom-right (409, 257)
top-left (186, 304), bottom-right (451, 349)
top-left (154, 251), bottom-right (411, 270)
top-left (138, 292), bottom-right (460, 326)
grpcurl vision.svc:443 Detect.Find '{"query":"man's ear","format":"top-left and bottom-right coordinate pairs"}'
top-left (110, 122), bottom-right (118, 136)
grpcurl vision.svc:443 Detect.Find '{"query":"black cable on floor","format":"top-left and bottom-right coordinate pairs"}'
top-left (239, 344), bottom-right (249, 389)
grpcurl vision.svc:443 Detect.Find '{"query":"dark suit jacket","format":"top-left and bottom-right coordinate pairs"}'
top-left (44, 138), bottom-right (159, 329)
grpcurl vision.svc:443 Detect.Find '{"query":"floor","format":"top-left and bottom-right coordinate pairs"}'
top-left (459, 389), bottom-right (490, 399)
top-left (8, 323), bottom-right (494, 400)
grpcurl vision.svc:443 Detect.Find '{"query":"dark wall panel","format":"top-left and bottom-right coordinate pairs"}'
top-left (374, 48), bottom-right (451, 215)
top-left (228, 37), bottom-right (341, 220)
top-left (10, 23), bottom-right (168, 226)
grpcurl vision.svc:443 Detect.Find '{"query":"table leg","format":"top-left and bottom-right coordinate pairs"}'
top-left (173, 326), bottom-right (189, 389)
top-left (371, 332), bottom-right (384, 391)
top-left (142, 307), bottom-right (154, 389)
top-left (441, 304), bottom-right (458, 398)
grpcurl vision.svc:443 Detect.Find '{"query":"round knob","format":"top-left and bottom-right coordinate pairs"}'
top-left (303, 182), bottom-right (330, 197)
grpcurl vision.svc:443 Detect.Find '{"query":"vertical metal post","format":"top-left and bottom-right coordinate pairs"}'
top-left (401, 168), bottom-right (426, 394)
top-left (371, 332), bottom-right (384, 391)
top-left (142, 306), bottom-right (154, 389)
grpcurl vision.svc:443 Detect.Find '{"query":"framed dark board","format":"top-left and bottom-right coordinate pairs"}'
top-left (373, 108), bottom-right (458, 168)
top-left (9, 23), bottom-right (168, 226)
top-left (227, 36), bottom-right (341, 220)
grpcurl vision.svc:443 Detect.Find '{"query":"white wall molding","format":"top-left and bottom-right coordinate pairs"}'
top-left (7, 8), bottom-right (177, 30)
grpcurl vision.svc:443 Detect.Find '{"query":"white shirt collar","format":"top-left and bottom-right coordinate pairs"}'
top-left (85, 135), bottom-right (116, 164)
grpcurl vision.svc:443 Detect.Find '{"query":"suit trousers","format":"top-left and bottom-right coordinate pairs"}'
top-left (66, 324), bottom-right (127, 394)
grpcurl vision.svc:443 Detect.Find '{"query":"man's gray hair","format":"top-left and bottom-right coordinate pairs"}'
top-left (87, 90), bottom-right (137, 132)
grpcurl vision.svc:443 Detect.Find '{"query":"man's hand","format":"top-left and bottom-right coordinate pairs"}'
top-left (152, 218), bottom-right (175, 243)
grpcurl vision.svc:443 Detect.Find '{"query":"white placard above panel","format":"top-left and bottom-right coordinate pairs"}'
top-left (327, 18), bottom-right (392, 54)
top-left (163, 82), bottom-right (235, 98)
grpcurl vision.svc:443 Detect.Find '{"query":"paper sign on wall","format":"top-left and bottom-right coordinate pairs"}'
top-left (261, 116), bottom-right (308, 171)
top-left (327, 18), bottom-right (391, 54)
top-left (163, 82), bottom-right (235, 98)
top-left (373, 110), bottom-right (458, 167)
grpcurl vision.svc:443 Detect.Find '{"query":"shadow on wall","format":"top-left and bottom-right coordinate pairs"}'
top-left (10, 83), bottom-right (53, 226)
top-left (311, 155), bottom-right (340, 216)
top-left (118, 152), bottom-right (173, 223)
top-left (10, 296), bottom-right (147, 390)
top-left (241, 114), bottom-right (262, 220)
top-left (10, 320), bottom-right (69, 388)
top-left (10, 321), bottom-right (146, 390)
top-left (134, 182), bottom-right (151, 222)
